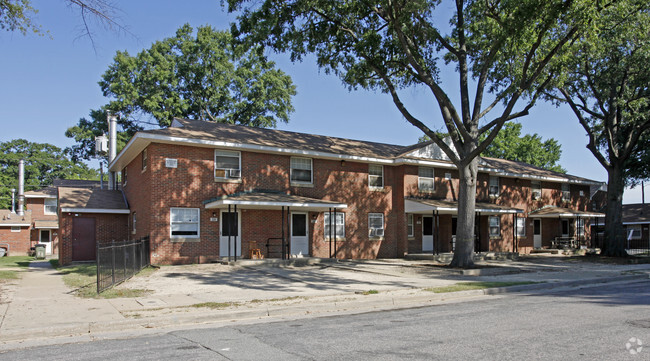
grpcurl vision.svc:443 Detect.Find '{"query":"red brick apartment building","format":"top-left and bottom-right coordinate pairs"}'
top-left (103, 118), bottom-right (604, 265)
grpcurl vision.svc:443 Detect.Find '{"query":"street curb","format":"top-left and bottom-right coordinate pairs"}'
top-left (1, 273), bottom-right (647, 348)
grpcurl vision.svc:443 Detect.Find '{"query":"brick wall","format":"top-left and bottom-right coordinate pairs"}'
top-left (59, 212), bottom-right (129, 266)
top-left (26, 197), bottom-right (59, 254)
top-left (0, 226), bottom-right (31, 255)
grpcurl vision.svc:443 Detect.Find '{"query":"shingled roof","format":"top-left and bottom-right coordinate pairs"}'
top-left (58, 188), bottom-right (129, 213)
top-left (622, 203), bottom-right (650, 224)
top-left (110, 118), bottom-right (601, 185)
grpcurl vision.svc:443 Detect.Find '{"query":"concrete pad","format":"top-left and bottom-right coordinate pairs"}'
top-left (135, 298), bottom-right (167, 307)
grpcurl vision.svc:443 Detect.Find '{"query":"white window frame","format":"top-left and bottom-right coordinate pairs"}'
top-left (627, 225), bottom-right (641, 240)
top-left (122, 167), bottom-right (127, 186)
top-left (11, 226), bottom-right (20, 233)
top-left (489, 176), bottom-right (500, 197)
top-left (407, 214), bottom-right (414, 238)
top-left (418, 167), bottom-right (435, 192)
top-left (170, 207), bottom-right (200, 239)
top-left (141, 148), bottom-right (148, 171)
top-left (44, 198), bottom-right (57, 215)
top-left (576, 218), bottom-right (585, 237)
top-left (290, 157), bottom-right (313, 184)
top-left (531, 180), bottom-right (541, 200)
top-left (132, 212), bottom-right (137, 235)
top-left (368, 213), bottom-right (385, 238)
top-left (489, 216), bottom-right (500, 237)
top-left (324, 212), bottom-right (345, 240)
top-left (561, 183), bottom-right (571, 202)
top-left (368, 164), bottom-right (384, 189)
top-left (214, 150), bottom-right (242, 179)
top-left (516, 217), bottom-right (526, 237)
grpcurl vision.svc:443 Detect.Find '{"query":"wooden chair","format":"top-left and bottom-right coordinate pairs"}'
top-left (249, 241), bottom-right (263, 259)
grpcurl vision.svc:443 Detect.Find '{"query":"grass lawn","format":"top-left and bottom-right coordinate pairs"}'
top-left (0, 270), bottom-right (20, 280)
top-left (53, 263), bottom-right (155, 299)
top-left (0, 256), bottom-right (33, 268)
top-left (426, 281), bottom-right (540, 293)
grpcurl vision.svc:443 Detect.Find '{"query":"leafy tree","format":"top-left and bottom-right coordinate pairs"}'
top-left (548, 0), bottom-right (650, 257)
top-left (624, 133), bottom-right (650, 188)
top-left (99, 23), bottom-right (296, 128)
top-left (0, 0), bottom-right (41, 35)
top-left (419, 123), bottom-right (566, 173)
top-left (65, 108), bottom-right (141, 162)
top-left (0, 139), bottom-right (98, 210)
top-left (228, 0), bottom-right (602, 267)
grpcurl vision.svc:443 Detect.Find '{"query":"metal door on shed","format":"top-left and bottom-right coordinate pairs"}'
top-left (72, 217), bottom-right (96, 261)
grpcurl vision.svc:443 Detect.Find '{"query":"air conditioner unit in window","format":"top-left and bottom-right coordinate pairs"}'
top-left (229, 169), bottom-right (241, 178)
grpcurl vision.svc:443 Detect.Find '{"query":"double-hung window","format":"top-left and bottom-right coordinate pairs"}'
top-left (141, 148), bottom-right (148, 171)
top-left (132, 212), bottom-right (137, 235)
top-left (489, 176), bottom-right (500, 197)
top-left (418, 167), bottom-right (435, 192)
top-left (407, 214), bottom-right (414, 238)
top-left (489, 216), bottom-right (500, 237)
top-left (324, 212), bottom-right (345, 240)
top-left (531, 180), bottom-right (541, 200)
top-left (368, 164), bottom-right (383, 189)
top-left (561, 183), bottom-right (571, 202)
top-left (515, 217), bottom-right (526, 237)
top-left (368, 213), bottom-right (385, 238)
top-left (170, 208), bottom-right (200, 239)
top-left (291, 157), bottom-right (312, 184)
top-left (44, 198), bottom-right (57, 215)
top-left (215, 150), bottom-right (241, 179)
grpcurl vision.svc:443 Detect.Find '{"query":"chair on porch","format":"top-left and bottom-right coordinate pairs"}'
top-left (249, 241), bottom-right (263, 259)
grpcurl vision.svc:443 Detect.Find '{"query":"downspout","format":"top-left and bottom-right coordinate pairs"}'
top-left (107, 113), bottom-right (118, 190)
top-left (17, 160), bottom-right (25, 216)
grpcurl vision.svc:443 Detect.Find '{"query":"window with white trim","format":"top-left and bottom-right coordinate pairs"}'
top-left (11, 226), bottom-right (20, 233)
top-left (170, 208), bottom-right (200, 238)
top-left (576, 218), bottom-right (585, 237)
top-left (368, 164), bottom-right (383, 189)
top-left (561, 183), bottom-right (571, 202)
top-left (489, 176), bottom-right (499, 197)
top-left (627, 225), bottom-right (641, 239)
top-left (324, 212), bottom-right (345, 240)
top-left (214, 150), bottom-right (241, 179)
top-left (291, 157), bottom-right (312, 183)
top-left (418, 167), bottom-right (434, 192)
top-left (122, 167), bottom-right (127, 185)
top-left (531, 180), bottom-right (541, 200)
top-left (489, 216), bottom-right (500, 237)
top-left (141, 148), bottom-right (148, 170)
top-left (515, 217), bottom-right (526, 237)
top-left (132, 212), bottom-right (137, 235)
top-left (407, 214), bottom-right (414, 237)
top-left (44, 198), bottom-right (57, 215)
top-left (368, 213), bottom-right (385, 238)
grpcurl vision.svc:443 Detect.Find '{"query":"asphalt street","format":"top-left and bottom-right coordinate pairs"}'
top-left (1, 279), bottom-right (649, 361)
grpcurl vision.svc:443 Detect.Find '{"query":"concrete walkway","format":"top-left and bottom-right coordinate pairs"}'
top-left (0, 257), bottom-right (648, 351)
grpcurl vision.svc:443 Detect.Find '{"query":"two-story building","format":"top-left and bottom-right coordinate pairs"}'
top-left (100, 118), bottom-right (603, 265)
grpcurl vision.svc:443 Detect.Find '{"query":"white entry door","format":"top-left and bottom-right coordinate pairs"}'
top-left (40, 229), bottom-right (52, 255)
top-left (422, 216), bottom-right (434, 252)
top-left (220, 210), bottom-right (241, 257)
top-left (291, 213), bottom-right (309, 257)
top-left (533, 218), bottom-right (542, 248)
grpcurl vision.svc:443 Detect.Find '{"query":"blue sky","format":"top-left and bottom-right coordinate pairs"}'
top-left (0, 0), bottom-right (646, 203)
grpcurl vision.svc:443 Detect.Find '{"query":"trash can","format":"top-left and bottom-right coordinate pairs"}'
top-left (35, 244), bottom-right (46, 259)
top-left (0, 248), bottom-right (6, 257)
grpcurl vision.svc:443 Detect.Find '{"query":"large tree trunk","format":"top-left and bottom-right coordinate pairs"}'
top-left (602, 162), bottom-right (627, 257)
top-left (450, 157), bottom-right (479, 268)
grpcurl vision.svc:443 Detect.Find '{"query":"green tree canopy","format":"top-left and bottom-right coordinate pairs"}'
top-left (0, 0), bottom-right (40, 35)
top-left (0, 139), bottom-right (98, 210)
top-left (99, 23), bottom-right (296, 128)
top-left (546, 0), bottom-right (650, 256)
top-left (419, 123), bottom-right (566, 173)
top-left (228, 0), bottom-right (603, 267)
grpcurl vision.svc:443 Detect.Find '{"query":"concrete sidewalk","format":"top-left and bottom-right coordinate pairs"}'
top-left (0, 257), bottom-right (648, 350)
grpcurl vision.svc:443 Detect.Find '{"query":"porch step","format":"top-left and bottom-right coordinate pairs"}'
top-left (219, 257), bottom-right (339, 267)
top-left (405, 252), bottom-right (519, 262)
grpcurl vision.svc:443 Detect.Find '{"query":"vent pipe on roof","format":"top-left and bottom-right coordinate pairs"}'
top-left (17, 160), bottom-right (24, 216)
top-left (107, 113), bottom-right (118, 190)
top-left (10, 188), bottom-right (15, 213)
